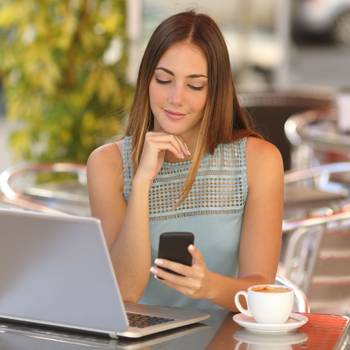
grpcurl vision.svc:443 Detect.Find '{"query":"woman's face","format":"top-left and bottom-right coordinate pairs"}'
top-left (149, 41), bottom-right (208, 140)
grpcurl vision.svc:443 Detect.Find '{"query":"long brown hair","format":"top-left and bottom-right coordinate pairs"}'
top-left (126, 10), bottom-right (259, 202)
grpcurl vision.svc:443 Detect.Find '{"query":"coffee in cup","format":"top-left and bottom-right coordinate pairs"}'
top-left (234, 284), bottom-right (294, 324)
top-left (251, 285), bottom-right (291, 293)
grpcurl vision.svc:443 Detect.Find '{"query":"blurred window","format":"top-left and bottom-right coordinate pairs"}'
top-left (127, 0), bottom-right (290, 89)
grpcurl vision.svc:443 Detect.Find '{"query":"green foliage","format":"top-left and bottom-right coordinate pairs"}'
top-left (0, 0), bottom-right (132, 163)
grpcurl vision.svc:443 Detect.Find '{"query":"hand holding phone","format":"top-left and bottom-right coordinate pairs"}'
top-left (157, 232), bottom-right (194, 276)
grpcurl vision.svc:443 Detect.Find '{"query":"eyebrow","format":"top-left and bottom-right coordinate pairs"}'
top-left (155, 67), bottom-right (208, 79)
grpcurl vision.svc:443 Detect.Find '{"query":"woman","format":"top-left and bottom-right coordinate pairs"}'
top-left (87, 11), bottom-right (283, 311)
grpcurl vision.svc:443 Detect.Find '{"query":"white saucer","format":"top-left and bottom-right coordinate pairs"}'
top-left (232, 313), bottom-right (308, 334)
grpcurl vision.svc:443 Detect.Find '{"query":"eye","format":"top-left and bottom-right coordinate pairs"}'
top-left (188, 84), bottom-right (204, 91)
top-left (155, 77), bottom-right (171, 85)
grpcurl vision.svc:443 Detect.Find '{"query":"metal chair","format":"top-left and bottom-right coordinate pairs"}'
top-left (285, 108), bottom-right (350, 169)
top-left (0, 162), bottom-right (89, 216)
top-left (282, 163), bottom-right (350, 315)
top-left (275, 274), bottom-right (310, 313)
top-left (282, 211), bottom-right (350, 315)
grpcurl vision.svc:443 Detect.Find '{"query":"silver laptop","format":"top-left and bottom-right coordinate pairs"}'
top-left (0, 208), bottom-right (209, 339)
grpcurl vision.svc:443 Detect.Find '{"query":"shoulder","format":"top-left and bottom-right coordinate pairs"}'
top-left (246, 136), bottom-right (283, 168)
top-left (245, 137), bottom-right (284, 186)
top-left (87, 140), bottom-right (124, 175)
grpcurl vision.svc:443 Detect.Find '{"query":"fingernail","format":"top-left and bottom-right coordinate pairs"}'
top-left (150, 266), bottom-right (157, 274)
top-left (188, 244), bottom-right (194, 251)
top-left (155, 259), bottom-right (163, 266)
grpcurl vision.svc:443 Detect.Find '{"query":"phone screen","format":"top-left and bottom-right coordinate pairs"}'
top-left (157, 232), bottom-right (194, 275)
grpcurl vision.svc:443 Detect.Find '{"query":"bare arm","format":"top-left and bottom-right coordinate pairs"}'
top-left (87, 133), bottom-right (190, 302)
top-left (152, 137), bottom-right (284, 311)
top-left (87, 142), bottom-right (151, 302)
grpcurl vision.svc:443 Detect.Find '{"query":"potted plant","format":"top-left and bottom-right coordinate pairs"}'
top-left (0, 0), bottom-right (132, 164)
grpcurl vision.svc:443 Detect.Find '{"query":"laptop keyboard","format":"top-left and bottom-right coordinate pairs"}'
top-left (127, 312), bottom-right (174, 328)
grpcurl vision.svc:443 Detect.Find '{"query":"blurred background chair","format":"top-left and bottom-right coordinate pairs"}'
top-left (239, 89), bottom-right (334, 170)
top-left (281, 211), bottom-right (350, 316)
top-left (276, 274), bottom-right (310, 313)
top-left (285, 107), bottom-right (350, 169)
top-left (281, 162), bottom-right (350, 315)
top-left (0, 163), bottom-right (89, 216)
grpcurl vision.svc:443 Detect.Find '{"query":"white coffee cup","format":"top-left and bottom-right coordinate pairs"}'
top-left (234, 284), bottom-right (294, 324)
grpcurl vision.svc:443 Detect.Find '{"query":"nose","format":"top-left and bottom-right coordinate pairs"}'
top-left (168, 82), bottom-right (184, 106)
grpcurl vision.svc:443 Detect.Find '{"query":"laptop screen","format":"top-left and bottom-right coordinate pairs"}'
top-left (0, 209), bottom-right (128, 334)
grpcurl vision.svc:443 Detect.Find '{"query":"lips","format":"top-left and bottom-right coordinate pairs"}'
top-left (164, 109), bottom-right (186, 120)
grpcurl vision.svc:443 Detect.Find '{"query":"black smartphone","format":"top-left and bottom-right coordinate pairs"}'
top-left (157, 232), bottom-right (194, 275)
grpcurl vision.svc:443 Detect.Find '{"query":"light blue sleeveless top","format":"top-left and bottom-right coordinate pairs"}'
top-left (122, 136), bottom-right (248, 311)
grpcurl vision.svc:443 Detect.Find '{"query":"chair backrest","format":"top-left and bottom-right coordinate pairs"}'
top-left (309, 221), bottom-right (350, 313)
top-left (282, 218), bottom-right (350, 314)
top-left (275, 274), bottom-right (310, 313)
top-left (283, 163), bottom-right (350, 314)
top-left (0, 163), bottom-right (89, 216)
top-left (285, 108), bottom-right (350, 168)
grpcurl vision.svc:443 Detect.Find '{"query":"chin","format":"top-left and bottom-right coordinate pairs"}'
top-left (156, 123), bottom-right (188, 136)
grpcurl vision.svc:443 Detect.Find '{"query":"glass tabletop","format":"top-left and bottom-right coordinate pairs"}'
top-left (0, 312), bottom-right (348, 350)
